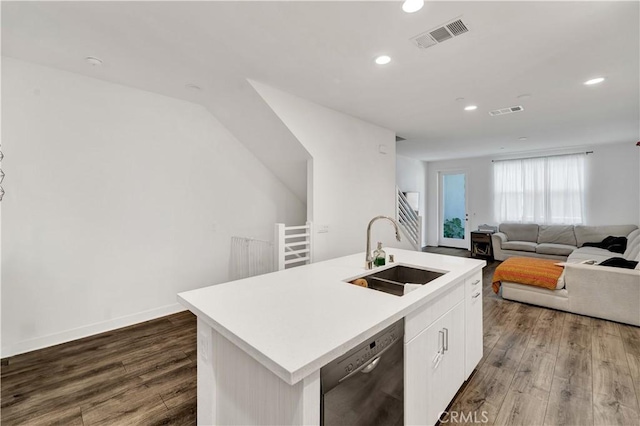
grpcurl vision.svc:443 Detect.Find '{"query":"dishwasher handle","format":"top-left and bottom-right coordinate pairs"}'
top-left (360, 356), bottom-right (380, 374)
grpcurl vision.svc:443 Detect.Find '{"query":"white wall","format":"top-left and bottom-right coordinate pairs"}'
top-left (584, 144), bottom-right (640, 225)
top-left (425, 143), bottom-right (640, 246)
top-left (1, 58), bottom-right (305, 356)
top-left (250, 80), bottom-right (414, 262)
top-left (396, 155), bottom-right (427, 247)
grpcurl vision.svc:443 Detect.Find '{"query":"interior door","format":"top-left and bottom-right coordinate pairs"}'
top-left (439, 171), bottom-right (469, 249)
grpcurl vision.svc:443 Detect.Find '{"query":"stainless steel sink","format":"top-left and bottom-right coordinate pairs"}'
top-left (350, 265), bottom-right (446, 296)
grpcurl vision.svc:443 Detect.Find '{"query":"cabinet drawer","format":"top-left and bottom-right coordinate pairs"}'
top-left (465, 272), bottom-right (482, 292)
top-left (472, 234), bottom-right (491, 243)
top-left (405, 281), bottom-right (464, 343)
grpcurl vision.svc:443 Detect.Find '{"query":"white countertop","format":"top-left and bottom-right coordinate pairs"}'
top-left (178, 248), bottom-right (485, 385)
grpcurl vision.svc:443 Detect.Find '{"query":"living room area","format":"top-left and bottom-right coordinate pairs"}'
top-left (405, 139), bottom-right (640, 425)
top-left (414, 141), bottom-right (639, 320)
top-left (414, 141), bottom-right (639, 423)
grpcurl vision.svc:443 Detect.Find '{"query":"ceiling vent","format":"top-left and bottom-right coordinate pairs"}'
top-left (410, 18), bottom-right (469, 49)
top-left (489, 105), bottom-right (525, 117)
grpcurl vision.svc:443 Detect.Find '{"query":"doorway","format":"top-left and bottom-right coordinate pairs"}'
top-left (438, 171), bottom-right (469, 249)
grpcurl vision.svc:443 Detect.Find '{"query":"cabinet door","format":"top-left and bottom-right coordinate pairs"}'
top-left (405, 302), bottom-right (465, 426)
top-left (465, 272), bottom-right (483, 379)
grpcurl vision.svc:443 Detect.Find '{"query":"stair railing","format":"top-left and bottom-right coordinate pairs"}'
top-left (396, 187), bottom-right (422, 251)
top-left (274, 221), bottom-right (313, 271)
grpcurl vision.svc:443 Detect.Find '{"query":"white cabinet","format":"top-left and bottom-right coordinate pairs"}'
top-left (405, 301), bottom-right (465, 426)
top-left (464, 271), bottom-right (483, 379)
top-left (404, 270), bottom-right (484, 426)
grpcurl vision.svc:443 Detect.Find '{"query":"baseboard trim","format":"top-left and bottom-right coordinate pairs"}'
top-left (1, 303), bottom-right (186, 358)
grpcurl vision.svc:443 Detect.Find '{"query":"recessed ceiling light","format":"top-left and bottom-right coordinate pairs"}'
top-left (584, 77), bottom-right (605, 85)
top-left (375, 55), bottom-right (391, 65)
top-left (402, 0), bottom-right (424, 13)
top-left (185, 83), bottom-right (203, 91)
top-left (85, 56), bottom-right (103, 67)
top-left (464, 105), bottom-right (478, 111)
top-left (518, 137), bottom-right (528, 141)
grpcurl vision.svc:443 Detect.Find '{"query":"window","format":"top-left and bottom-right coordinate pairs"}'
top-left (493, 154), bottom-right (585, 224)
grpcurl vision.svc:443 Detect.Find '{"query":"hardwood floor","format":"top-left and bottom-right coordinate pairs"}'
top-left (1, 312), bottom-right (197, 425)
top-left (2, 247), bottom-right (639, 425)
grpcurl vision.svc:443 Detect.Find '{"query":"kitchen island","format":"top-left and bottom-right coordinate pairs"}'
top-left (178, 248), bottom-right (485, 425)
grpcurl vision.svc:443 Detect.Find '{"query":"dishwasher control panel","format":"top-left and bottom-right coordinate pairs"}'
top-left (320, 318), bottom-right (404, 394)
top-left (347, 329), bottom-right (399, 373)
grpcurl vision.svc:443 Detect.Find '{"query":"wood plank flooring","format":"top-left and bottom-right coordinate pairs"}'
top-left (1, 312), bottom-right (197, 425)
top-left (2, 246), bottom-right (639, 425)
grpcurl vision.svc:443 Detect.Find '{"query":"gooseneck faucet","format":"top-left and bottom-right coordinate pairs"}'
top-left (366, 215), bottom-right (402, 269)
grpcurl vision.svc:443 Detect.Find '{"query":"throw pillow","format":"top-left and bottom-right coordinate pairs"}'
top-left (583, 236), bottom-right (628, 254)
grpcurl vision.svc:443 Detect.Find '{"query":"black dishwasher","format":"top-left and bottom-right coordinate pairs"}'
top-left (320, 319), bottom-right (404, 426)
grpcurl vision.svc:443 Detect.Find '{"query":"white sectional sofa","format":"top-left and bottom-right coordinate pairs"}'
top-left (493, 224), bottom-right (640, 326)
top-left (491, 223), bottom-right (638, 261)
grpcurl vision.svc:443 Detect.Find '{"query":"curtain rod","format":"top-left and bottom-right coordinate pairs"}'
top-left (492, 151), bottom-right (593, 163)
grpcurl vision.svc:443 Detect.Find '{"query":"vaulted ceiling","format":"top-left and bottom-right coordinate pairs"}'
top-left (3, 1), bottom-right (638, 161)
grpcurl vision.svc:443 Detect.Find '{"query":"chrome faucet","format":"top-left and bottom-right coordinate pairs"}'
top-left (366, 215), bottom-right (402, 269)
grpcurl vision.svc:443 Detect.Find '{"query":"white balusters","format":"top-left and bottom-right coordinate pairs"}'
top-left (274, 222), bottom-right (313, 271)
top-left (397, 187), bottom-right (422, 250)
top-left (230, 236), bottom-right (274, 280)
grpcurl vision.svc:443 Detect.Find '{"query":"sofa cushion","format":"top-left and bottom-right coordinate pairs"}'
top-left (623, 229), bottom-right (640, 260)
top-left (502, 241), bottom-right (537, 252)
top-left (499, 224), bottom-right (539, 243)
top-left (537, 225), bottom-right (577, 246)
top-left (626, 243), bottom-right (640, 262)
top-left (536, 243), bottom-right (575, 256)
top-left (568, 247), bottom-right (616, 263)
top-left (574, 225), bottom-right (638, 247)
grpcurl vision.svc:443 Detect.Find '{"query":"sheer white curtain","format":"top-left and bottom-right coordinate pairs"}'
top-left (494, 154), bottom-right (585, 224)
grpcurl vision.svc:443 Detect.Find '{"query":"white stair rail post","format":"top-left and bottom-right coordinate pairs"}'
top-left (417, 215), bottom-right (423, 250)
top-left (306, 221), bottom-right (314, 264)
top-left (274, 223), bottom-right (286, 271)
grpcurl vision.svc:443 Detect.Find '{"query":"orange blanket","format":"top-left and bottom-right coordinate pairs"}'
top-left (492, 257), bottom-right (563, 294)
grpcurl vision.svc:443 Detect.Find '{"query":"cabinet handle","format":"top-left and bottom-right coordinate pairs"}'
top-left (471, 279), bottom-right (480, 286)
top-left (433, 351), bottom-right (443, 369)
top-left (443, 328), bottom-right (449, 351)
top-left (472, 292), bottom-right (481, 299)
top-left (433, 330), bottom-right (445, 368)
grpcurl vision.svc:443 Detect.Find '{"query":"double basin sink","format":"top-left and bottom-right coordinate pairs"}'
top-left (348, 264), bottom-right (446, 297)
